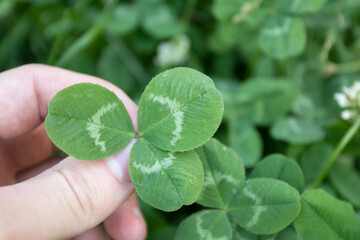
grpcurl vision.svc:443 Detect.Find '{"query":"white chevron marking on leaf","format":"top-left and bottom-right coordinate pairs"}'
top-left (133, 161), bottom-right (161, 174)
top-left (148, 93), bottom-right (184, 146)
top-left (133, 152), bottom-right (175, 174)
top-left (263, 18), bottom-right (292, 36)
top-left (214, 171), bottom-right (241, 186)
top-left (196, 212), bottom-right (227, 240)
top-left (162, 152), bottom-right (175, 168)
top-left (243, 187), bottom-right (267, 228)
top-left (86, 102), bottom-right (117, 152)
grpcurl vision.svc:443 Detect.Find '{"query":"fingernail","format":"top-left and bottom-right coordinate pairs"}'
top-left (105, 139), bottom-right (137, 183)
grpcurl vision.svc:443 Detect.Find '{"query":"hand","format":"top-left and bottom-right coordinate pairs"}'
top-left (0, 64), bottom-right (147, 240)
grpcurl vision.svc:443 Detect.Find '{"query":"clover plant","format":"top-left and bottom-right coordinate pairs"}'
top-left (45, 66), bottom-right (360, 240)
top-left (8, 0), bottom-right (357, 238)
top-left (45, 67), bottom-right (224, 211)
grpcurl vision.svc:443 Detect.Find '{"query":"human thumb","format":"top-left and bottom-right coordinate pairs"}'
top-left (0, 139), bottom-right (136, 240)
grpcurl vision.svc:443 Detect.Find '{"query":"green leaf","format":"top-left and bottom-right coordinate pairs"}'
top-left (273, 0), bottom-right (328, 14)
top-left (252, 57), bottom-right (278, 78)
top-left (233, 225), bottom-right (258, 240)
top-left (196, 138), bottom-right (245, 209)
top-left (141, 4), bottom-right (182, 39)
top-left (236, 77), bottom-right (297, 125)
top-left (228, 119), bottom-right (263, 168)
top-left (235, 24), bottom-right (263, 58)
top-left (129, 138), bottom-right (203, 211)
top-left (45, 83), bottom-right (135, 160)
top-left (97, 47), bottom-right (135, 93)
top-left (212, 0), bottom-right (247, 22)
top-left (215, 79), bottom-right (241, 120)
top-left (258, 15), bottom-right (306, 59)
top-left (175, 210), bottom-right (232, 240)
top-left (250, 154), bottom-right (305, 192)
top-left (229, 178), bottom-right (301, 235)
top-left (294, 189), bottom-right (360, 240)
top-left (234, 218), bottom-right (299, 240)
top-left (106, 4), bottom-right (138, 35)
top-left (270, 117), bottom-right (325, 144)
top-left (330, 162), bottom-right (360, 208)
top-left (260, 226), bottom-right (300, 240)
top-left (318, 183), bottom-right (338, 197)
top-left (138, 67), bottom-right (224, 152)
top-left (292, 94), bottom-right (317, 122)
top-left (207, 24), bottom-right (233, 53)
top-left (299, 143), bottom-right (333, 185)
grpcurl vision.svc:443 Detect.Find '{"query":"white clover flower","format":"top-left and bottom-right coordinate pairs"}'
top-left (334, 81), bottom-right (360, 120)
top-left (154, 34), bottom-right (190, 68)
top-left (343, 86), bottom-right (356, 99)
top-left (341, 110), bottom-right (353, 120)
top-left (334, 93), bottom-right (349, 107)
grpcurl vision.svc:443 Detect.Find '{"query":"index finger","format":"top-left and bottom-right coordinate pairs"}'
top-left (0, 64), bottom-right (138, 140)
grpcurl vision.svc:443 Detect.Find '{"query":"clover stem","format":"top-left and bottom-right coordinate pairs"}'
top-left (105, 35), bottom-right (148, 86)
top-left (311, 115), bottom-right (360, 188)
top-left (55, 1), bottom-right (115, 67)
top-left (182, 0), bottom-right (198, 25)
top-left (278, 59), bottom-right (287, 76)
top-left (327, 60), bottom-right (360, 76)
top-left (47, 10), bottom-right (70, 65)
top-left (319, 28), bottom-right (336, 67)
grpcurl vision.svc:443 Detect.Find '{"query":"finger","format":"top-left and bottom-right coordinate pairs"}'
top-left (105, 194), bottom-right (147, 240)
top-left (1, 123), bottom-right (55, 173)
top-left (0, 140), bottom-right (135, 240)
top-left (71, 225), bottom-right (107, 240)
top-left (0, 159), bottom-right (14, 186)
top-left (16, 157), bottom-right (62, 183)
top-left (0, 64), bottom-right (138, 140)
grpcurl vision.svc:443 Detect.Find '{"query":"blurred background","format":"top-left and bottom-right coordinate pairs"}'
top-left (1, 0), bottom-right (360, 239)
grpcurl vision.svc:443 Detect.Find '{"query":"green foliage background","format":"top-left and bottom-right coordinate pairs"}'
top-left (2, 0), bottom-right (360, 239)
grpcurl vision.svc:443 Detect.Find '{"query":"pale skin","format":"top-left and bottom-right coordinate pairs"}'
top-left (0, 64), bottom-right (147, 240)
